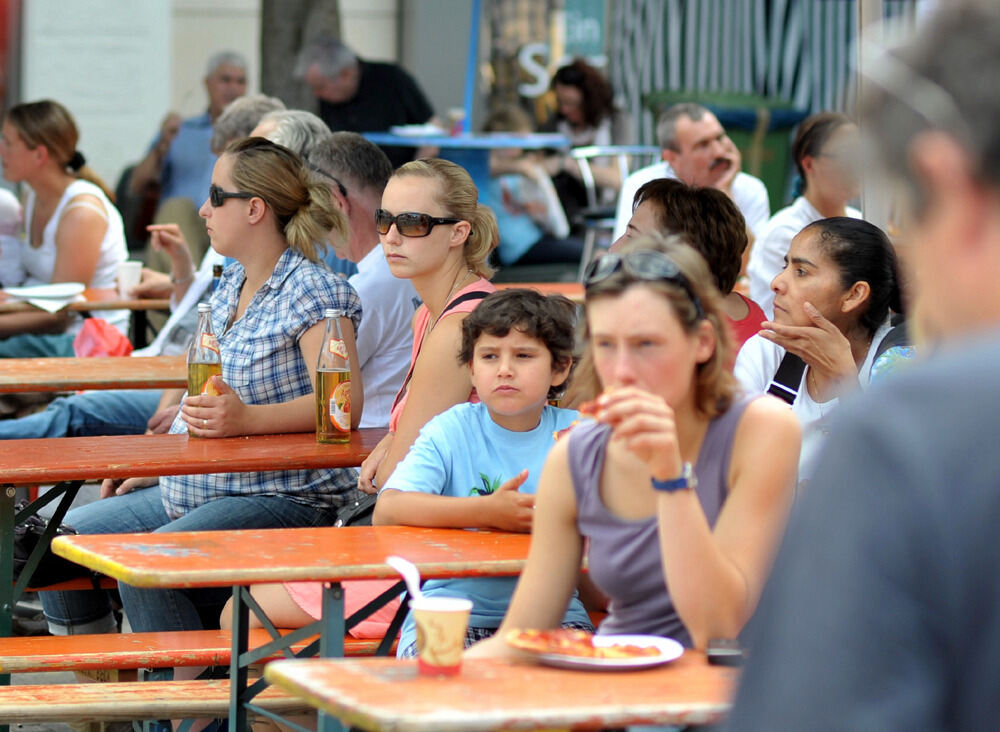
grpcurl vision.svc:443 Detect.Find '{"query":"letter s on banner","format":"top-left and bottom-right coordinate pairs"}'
top-left (518, 43), bottom-right (550, 98)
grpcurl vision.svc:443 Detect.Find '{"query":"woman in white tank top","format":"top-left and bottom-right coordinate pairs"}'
top-left (0, 99), bottom-right (128, 357)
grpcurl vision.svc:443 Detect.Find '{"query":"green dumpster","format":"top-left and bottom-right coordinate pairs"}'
top-left (644, 91), bottom-right (809, 208)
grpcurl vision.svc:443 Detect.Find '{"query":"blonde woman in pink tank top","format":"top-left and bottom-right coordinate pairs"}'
top-left (359, 158), bottom-right (499, 493)
top-left (217, 160), bottom-right (500, 654)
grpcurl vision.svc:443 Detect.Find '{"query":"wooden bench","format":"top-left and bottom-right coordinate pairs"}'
top-left (0, 679), bottom-right (309, 724)
top-left (0, 627), bottom-right (395, 674)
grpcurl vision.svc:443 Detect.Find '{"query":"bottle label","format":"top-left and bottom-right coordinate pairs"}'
top-left (328, 338), bottom-right (348, 359)
top-left (200, 333), bottom-right (220, 354)
top-left (329, 379), bottom-right (351, 431)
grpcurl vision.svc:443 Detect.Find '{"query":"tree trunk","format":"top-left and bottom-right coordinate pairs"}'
top-left (260, 0), bottom-right (341, 111)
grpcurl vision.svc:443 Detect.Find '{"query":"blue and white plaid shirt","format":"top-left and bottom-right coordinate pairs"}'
top-left (162, 248), bottom-right (362, 518)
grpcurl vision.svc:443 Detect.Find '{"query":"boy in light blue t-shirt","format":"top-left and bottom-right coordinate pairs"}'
top-left (374, 288), bottom-right (594, 657)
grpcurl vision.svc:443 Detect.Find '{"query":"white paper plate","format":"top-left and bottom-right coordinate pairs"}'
top-left (4, 282), bottom-right (85, 300)
top-left (389, 124), bottom-right (447, 137)
top-left (535, 634), bottom-right (684, 671)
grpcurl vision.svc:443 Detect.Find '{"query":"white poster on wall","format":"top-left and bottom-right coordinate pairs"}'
top-left (21, 1), bottom-right (170, 191)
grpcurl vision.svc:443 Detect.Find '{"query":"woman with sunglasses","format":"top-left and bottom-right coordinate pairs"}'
top-left (736, 216), bottom-right (906, 491)
top-left (747, 112), bottom-right (862, 317)
top-left (358, 158), bottom-right (498, 493)
top-left (0, 99), bottom-right (128, 357)
top-left (468, 235), bottom-right (799, 654)
top-left (40, 138), bottom-right (362, 670)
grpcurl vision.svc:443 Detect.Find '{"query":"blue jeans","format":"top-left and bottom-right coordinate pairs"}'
top-left (0, 389), bottom-right (161, 439)
top-left (40, 486), bottom-right (339, 635)
top-left (0, 332), bottom-right (75, 357)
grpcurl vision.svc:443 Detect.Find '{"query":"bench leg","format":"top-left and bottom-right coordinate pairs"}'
top-left (229, 585), bottom-right (250, 732)
top-left (318, 583), bottom-right (346, 732)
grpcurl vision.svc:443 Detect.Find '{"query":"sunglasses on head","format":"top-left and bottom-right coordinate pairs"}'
top-left (209, 184), bottom-right (254, 208)
top-left (307, 162), bottom-right (348, 198)
top-left (375, 209), bottom-right (462, 237)
top-left (584, 250), bottom-right (706, 321)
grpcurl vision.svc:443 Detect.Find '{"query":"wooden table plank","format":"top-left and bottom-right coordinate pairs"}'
top-left (0, 679), bottom-right (307, 723)
top-left (0, 288), bottom-right (170, 314)
top-left (0, 355), bottom-right (186, 393)
top-left (52, 526), bottom-right (529, 588)
top-left (0, 428), bottom-right (385, 486)
top-left (265, 654), bottom-right (736, 731)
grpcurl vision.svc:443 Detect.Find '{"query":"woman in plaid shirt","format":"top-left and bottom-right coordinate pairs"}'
top-left (40, 138), bottom-right (363, 662)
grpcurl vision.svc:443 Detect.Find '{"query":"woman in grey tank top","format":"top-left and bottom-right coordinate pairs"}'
top-left (469, 235), bottom-right (800, 655)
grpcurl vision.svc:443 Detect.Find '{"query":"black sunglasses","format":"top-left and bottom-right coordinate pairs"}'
top-left (375, 209), bottom-right (463, 238)
top-left (209, 184), bottom-right (254, 208)
top-left (584, 250), bottom-right (706, 321)
top-left (307, 162), bottom-right (348, 198)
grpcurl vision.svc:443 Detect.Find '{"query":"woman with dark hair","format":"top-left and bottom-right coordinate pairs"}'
top-left (542, 59), bottom-right (628, 218)
top-left (550, 59), bottom-right (615, 145)
top-left (736, 217), bottom-right (909, 489)
top-left (0, 99), bottom-right (129, 356)
top-left (748, 112), bottom-right (861, 316)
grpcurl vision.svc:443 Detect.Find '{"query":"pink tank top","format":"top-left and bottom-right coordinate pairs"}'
top-left (388, 278), bottom-right (495, 433)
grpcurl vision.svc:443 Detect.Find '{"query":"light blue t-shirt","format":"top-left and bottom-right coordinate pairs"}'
top-left (486, 175), bottom-right (542, 266)
top-left (383, 401), bottom-right (590, 653)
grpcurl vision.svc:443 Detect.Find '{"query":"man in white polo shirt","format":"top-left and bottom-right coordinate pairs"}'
top-left (614, 102), bottom-right (770, 241)
top-left (307, 131), bottom-right (419, 428)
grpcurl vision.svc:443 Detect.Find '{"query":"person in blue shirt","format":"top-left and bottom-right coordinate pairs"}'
top-left (373, 288), bottom-right (594, 657)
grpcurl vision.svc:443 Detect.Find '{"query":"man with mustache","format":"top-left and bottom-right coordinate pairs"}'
top-left (613, 103), bottom-right (770, 242)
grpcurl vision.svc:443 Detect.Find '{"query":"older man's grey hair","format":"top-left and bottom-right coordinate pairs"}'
top-left (205, 50), bottom-right (247, 77)
top-left (655, 103), bottom-right (711, 151)
top-left (293, 35), bottom-right (358, 80)
top-left (210, 94), bottom-right (286, 154)
top-left (258, 110), bottom-right (331, 158)
top-left (307, 132), bottom-right (393, 196)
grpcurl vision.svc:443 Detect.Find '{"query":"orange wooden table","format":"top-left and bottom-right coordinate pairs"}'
top-left (0, 429), bottom-right (385, 641)
top-left (0, 288), bottom-right (171, 347)
top-left (495, 281), bottom-right (583, 303)
top-left (265, 653), bottom-right (735, 730)
top-left (0, 354), bottom-right (186, 393)
top-left (52, 526), bottom-right (531, 732)
top-left (0, 287), bottom-right (170, 314)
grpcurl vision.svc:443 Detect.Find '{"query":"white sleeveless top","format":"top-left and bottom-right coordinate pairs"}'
top-left (22, 179), bottom-right (129, 333)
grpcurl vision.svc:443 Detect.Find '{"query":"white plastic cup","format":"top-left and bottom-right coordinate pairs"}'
top-left (117, 260), bottom-right (143, 298)
top-left (410, 596), bottom-right (473, 676)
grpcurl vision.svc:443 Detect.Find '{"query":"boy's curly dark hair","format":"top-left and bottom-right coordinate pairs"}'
top-left (458, 289), bottom-right (577, 400)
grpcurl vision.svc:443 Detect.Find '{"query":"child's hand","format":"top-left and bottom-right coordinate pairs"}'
top-left (485, 470), bottom-right (534, 532)
top-left (181, 376), bottom-right (248, 437)
top-left (595, 387), bottom-right (684, 482)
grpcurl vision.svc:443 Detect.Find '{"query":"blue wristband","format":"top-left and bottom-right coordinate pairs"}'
top-left (651, 462), bottom-right (695, 493)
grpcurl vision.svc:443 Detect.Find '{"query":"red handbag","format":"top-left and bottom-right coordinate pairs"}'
top-left (73, 317), bottom-right (133, 357)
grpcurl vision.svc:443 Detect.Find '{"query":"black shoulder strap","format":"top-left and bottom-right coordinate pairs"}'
top-left (874, 321), bottom-right (909, 363)
top-left (441, 290), bottom-right (489, 316)
top-left (390, 290), bottom-right (490, 415)
top-left (767, 352), bottom-right (807, 405)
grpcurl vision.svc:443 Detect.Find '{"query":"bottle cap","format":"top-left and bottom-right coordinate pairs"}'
top-left (197, 303), bottom-right (211, 313)
top-left (324, 308), bottom-right (342, 318)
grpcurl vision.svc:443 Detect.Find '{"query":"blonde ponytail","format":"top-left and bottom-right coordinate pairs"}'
top-left (227, 136), bottom-right (347, 263)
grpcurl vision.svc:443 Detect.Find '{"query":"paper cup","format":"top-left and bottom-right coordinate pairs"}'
top-left (117, 260), bottom-right (143, 298)
top-left (410, 596), bottom-right (473, 676)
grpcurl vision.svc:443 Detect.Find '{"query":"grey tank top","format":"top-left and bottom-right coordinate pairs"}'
top-left (568, 393), bottom-right (756, 647)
